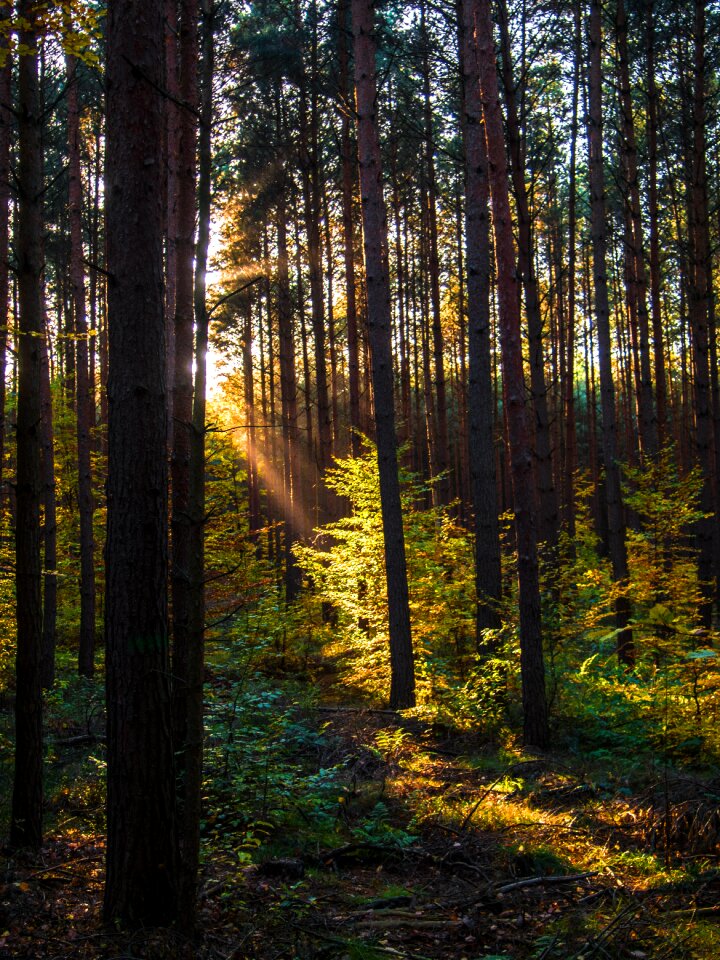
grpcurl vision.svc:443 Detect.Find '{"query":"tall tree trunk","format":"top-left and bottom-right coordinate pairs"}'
top-left (496, 0), bottom-right (558, 550)
top-left (687, 0), bottom-right (715, 626)
top-left (459, 0), bottom-right (501, 639)
top-left (170, 0), bottom-right (199, 919)
top-left (587, 0), bottom-right (634, 664)
top-left (180, 0), bottom-right (214, 923)
top-left (0, 19), bottom-right (10, 524)
top-left (616, 0), bottom-right (657, 461)
top-left (277, 181), bottom-right (302, 602)
top-left (338, 0), bottom-right (361, 455)
top-left (646, 0), bottom-right (666, 449)
top-left (165, 0), bottom-right (180, 429)
top-left (39, 320), bottom-right (57, 689)
top-left (352, 0), bottom-right (415, 709)
top-left (243, 304), bottom-right (262, 546)
top-left (67, 49), bottom-right (96, 678)
top-left (11, 0), bottom-right (44, 850)
top-left (104, 0), bottom-right (179, 925)
top-left (420, 0), bottom-right (450, 506)
top-left (476, 0), bottom-right (548, 749)
top-left (298, 0), bottom-right (332, 496)
top-left (564, 0), bottom-right (581, 541)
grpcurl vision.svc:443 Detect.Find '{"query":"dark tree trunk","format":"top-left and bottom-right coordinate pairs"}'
top-left (67, 49), bottom-right (96, 678)
top-left (564, 0), bottom-right (581, 542)
top-left (616, 0), bottom-right (657, 462)
top-left (277, 177), bottom-right (302, 601)
top-left (243, 304), bottom-right (262, 546)
top-left (104, 0), bottom-right (179, 925)
top-left (11, 0), bottom-right (44, 851)
top-left (39, 321), bottom-right (57, 690)
top-left (170, 0), bottom-right (199, 921)
top-left (476, 0), bottom-right (548, 749)
top-left (458, 0), bottom-right (501, 639)
top-left (0, 18), bottom-right (10, 524)
top-left (298, 0), bottom-right (332, 494)
top-left (420, 0), bottom-right (450, 506)
top-left (179, 0), bottom-right (214, 922)
top-left (687, 0), bottom-right (715, 626)
top-left (338, 0), bottom-right (361, 454)
top-left (587, 0), bottom-right (634, 665)
top-left (496, 0), bottom-right (558, 551)
top-left (646, 0), bottom-right (666, 449)
top-left (352, 0), bottom-right (415, 710)
top-left (165, 0), bottom-right (180, 421)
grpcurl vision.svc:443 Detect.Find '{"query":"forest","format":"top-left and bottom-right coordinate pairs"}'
top-left (0, 0), bottom-right (720, 957)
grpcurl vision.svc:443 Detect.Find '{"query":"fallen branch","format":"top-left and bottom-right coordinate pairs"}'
top-left (494, 871), bottom-right (598, 895)
top-left (660, 905), bottom-right (720, 921)
top-left (26, 855), bottom-right (101, 880)
top-left (355, 917), bottom-right (463, 931)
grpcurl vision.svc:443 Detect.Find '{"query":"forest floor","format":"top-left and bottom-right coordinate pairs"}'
top-left (1, 657), bottom-right (720, 960)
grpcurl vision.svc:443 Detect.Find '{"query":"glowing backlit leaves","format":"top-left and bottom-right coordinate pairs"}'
top-left (0, 1), bottom-right (104, 69)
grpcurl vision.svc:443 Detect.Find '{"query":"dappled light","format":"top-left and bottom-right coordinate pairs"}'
top-left (1, 0), bottom-right (720, 957)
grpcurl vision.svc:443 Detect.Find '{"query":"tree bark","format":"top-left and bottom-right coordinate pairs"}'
top-left (645, 0), bottom-right (666, 450)
top-left (476, 0), bottom-right (548, 748)
top-left (40, 319), bottom-right (57, 689)
top-left (11, 0), bottom-right (45, 850)
top-left (66, 48), bottom-right (96, 678)
top-left (496, 0), bottom-right (558, 551)
top-left (420, 0), bottom-right (450, 506)
top-left (277, 178), bottom-right (302, 602)
top-left (352, 0), bottom-right (415, 710)
top-left (0, 17), bottom-right (10, 525)
top-left (615, 0), bottom-right (657, 462)
top-left (338, 0), bottom-right (361, 454)
top-left (587, 0), bottom-right (634, 665)
top-left (458, 0), bottom-right (501, 639)
top-left (104, 0), bottom-right (179, 925)
top-left (687, 0), bottom-right (715, 626)
top-left (170, 0), bottom-right (200, 921)
top-left (179, 0), bottom-right (214, 922)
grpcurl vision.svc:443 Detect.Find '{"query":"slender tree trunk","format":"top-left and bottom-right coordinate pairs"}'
top-left (67, 49), bottom-right (96, 678)
top-left (646, 0), bottom-right (666, 449)
top-left (564, 1), bottom-right (581, 541)
top-left (11, 1), bottom-right (44, 849)
top-left (298, 0), bottom-right (332, 495)
top-left (688, 0), bottom-right (715, 626)
top-left (587, 0), bottom-right (634, 665)
top-left (39, 321), bottom-right (57, 690)
top-left (616, 0), bottom-right (657, 461)
top-left (170, 1), bottom-right (199, 918)
top-left (496, 0), bottom-right (558, 550)
top-left (104, 0), bottom-right (178, 925)
top-left (459, 0), bottom-right (501, 639)
top-left (338, 0), bottom-right (361, 454)
top-left (180, 0), bottom-right (214, 922)
top-left (476, 0), bottom-right (548, 749)
top-left (420, 0), bottom-right (450, 506)
top-left (277, 183), bottom-right (302, 602)
top-left (352, 0), bottom-right (415, 709)
top-left (165, 0), bottom-right (179, 433)
top-left (0, 20), bottom-right (10, 524)
top-left (243, 304), bottom-right (261, 546)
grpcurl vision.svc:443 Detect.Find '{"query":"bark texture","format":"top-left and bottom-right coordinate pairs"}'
top-left (352, 0), bottom-right (415, 709)
top-left (476, 0), bottom-right (548, 748)
top-left (104, 0), bottom-right (179, 925)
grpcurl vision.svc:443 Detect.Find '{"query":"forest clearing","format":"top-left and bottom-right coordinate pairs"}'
top-left (1, 0), bottom-right (720, 956)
